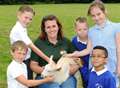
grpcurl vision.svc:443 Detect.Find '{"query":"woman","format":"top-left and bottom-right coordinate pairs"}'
top-left (88, 1), bottom-right (120, 87)
top-left (30, 15), bottom-right (81, 88)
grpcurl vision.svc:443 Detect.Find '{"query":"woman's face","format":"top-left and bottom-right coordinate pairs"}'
top-left (90, 6), bottom-right (106, 25)
top-left (44, 20), bottom-right (59, 39)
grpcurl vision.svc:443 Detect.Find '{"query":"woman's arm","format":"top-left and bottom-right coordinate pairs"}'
top-left (30, 60), bottom-right (44, 74)
top-left (69, 64), bottom-right (80, 75)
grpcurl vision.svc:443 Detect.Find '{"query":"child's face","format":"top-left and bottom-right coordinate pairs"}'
top-left (75, 22), bottom-right (88, 39)
top-left (90, 6), bottom-right (106, 25)
top-left (11, 48), bottom-right (27, 62)
top-left (91, 49), bottom-right (107, 69)
top-left (17, 11), bottom-right (34, 27)
top-left (44, 20), bottom-right (59, 39)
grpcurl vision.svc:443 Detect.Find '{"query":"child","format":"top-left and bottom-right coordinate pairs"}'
top-left (88, 1), bottom-right (120, 87)
top-left (71, 17), bottom-right (92, 88)
top-left (7, 40), bottom-right (54, 88)
top-left (88, 46), bottom-right (116, 88)
top-left (9, 5), bottom-right (50, 79)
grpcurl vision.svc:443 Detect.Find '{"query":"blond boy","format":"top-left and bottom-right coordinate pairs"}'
top-left (7, 41), bottom-right (54, 88)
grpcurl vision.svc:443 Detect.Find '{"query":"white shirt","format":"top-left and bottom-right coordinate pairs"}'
top-left (77, 36), bottom-right (87, 44)
top-left (91, 67), bottom-right (108, 76)
top-left (7, 60), bottom-right (28, 88)
top-left (10, 21), bottom-right (32, 60)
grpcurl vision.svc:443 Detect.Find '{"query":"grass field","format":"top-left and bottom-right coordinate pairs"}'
top-left (0, 4), bottom-right (120, 88)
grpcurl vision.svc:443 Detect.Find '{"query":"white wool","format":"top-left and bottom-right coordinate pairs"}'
top-left (41, 55), bottom-right (78, 84)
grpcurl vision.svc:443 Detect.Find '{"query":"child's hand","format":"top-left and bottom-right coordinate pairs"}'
top-left (63, 53), bottom-right (78, 57)
top-left (66, 51), bottom-right (80, 57)
top-left (44, 75), bottom-right (54, 82)
top-left (74, 58), bottom-right (83, 68)
top-left (72, 51), bottom-right (80, 57)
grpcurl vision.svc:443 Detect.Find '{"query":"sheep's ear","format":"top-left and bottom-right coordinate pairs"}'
top-left (50, 55), bottom-right (53, 60)
top-left (49, 55), bottom-right (54, 64)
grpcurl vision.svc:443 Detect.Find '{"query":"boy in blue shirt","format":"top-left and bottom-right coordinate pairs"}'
top-left (71, 17), bottom-right (92, 88)
top-left (88, 46), bottom-right (116, 88)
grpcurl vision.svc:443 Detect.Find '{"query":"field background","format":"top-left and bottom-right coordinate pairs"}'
top-left (0, 4), bottom-right (120, 88)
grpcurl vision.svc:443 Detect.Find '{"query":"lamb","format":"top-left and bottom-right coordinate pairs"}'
top-left (41, 55), bottom-right (83, 88)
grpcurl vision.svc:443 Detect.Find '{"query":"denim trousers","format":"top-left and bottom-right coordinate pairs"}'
top-left (36, 75), bottom-right (76, 88)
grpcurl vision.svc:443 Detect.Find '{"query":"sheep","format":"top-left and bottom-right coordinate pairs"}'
top-left (41, 55), bottom-right (83, 88)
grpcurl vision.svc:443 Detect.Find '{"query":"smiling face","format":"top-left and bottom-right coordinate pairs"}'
top-left (17, 11), bottom-right (34, 27)
top-left (44, 20), bottom-right (59, 40)
top-left (91, 49), bottom-right (107, 71)
top-left (90, 6), bottom-right (106, 26)
top-left (11, 41), bottom-right (27, 63)
top-left (11, 48), bottom-right (27, 63)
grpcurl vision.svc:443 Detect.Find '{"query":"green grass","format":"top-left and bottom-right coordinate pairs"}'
top-left (0, 4), bottom-right (120, 88)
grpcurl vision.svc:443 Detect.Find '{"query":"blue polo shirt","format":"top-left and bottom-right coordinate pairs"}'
top-left (89, 20), bottom-right (120, 73)
top-left (87, 67), bottom-right (116, 88)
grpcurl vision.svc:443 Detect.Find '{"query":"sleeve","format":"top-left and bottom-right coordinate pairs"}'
top-left (71, 36), bottom-right (78, 50)
top-left (114, 23), bottom-right (120, 33)
top-left (79, 67), bottom-right (90, 84)
top-left (9, 64), bottom-right (24, 79)
top-left (71, 37), bottom-right (75, 45)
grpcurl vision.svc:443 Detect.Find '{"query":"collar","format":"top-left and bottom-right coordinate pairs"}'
top-left (77, 36), bottom-right (87, 44)
top-left (91, 67), bottom-right (107, 76)
top-left (13, 60), bottom-right (23, 64)
top-left (45, 38), bottom-right (62, 46)
top-left (95, 19), bottom-right (111, 30)
top-left (17, 21), bottom-right (26, 29)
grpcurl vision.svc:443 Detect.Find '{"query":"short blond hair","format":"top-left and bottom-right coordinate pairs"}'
top-left (75, 17), bottom-right (87, 23)
top-left (11, 41), bottom-right (27, 52)
top-left (75, 16), bottom-right (88, 26)
top-left (18, 5), bottom-right (35, 15)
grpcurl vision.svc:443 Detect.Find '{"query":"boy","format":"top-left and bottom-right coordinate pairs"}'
top-left (88, 46), bottom-right (116, 88)
top-left (9, 5), bottom-right (50, 79)
top-left (88, 1), bottom-right (120, 87)
top-left (71, 17), bottom-right (92, 88)
top-left (7, 40), bottom-right (54, 88)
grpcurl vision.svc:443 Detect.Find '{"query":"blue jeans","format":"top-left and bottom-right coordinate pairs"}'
top-left (36, 75), bottom-right (76, 88)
